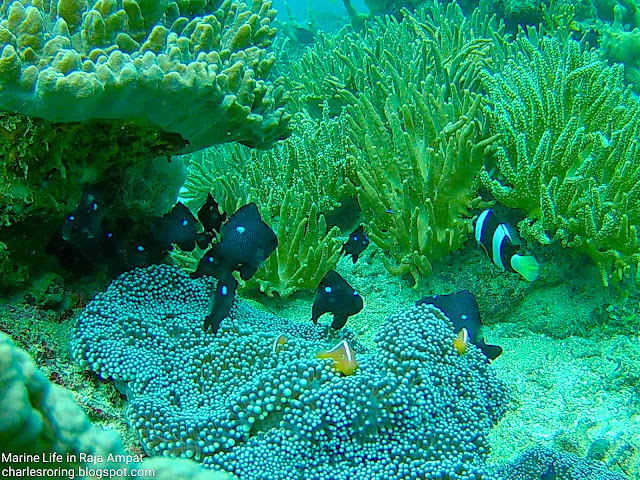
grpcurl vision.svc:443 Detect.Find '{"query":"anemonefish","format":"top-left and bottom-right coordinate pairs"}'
top-left (453, 328), bottom-right (470, 354)
top-left (417, 290), bottom-right (502, 360)
top-left (317, 340), bottom-right (358, 375)
top-left (271, 334), bottom-right (287, 354)
top-left (474, 209), bottom-right (539, 281)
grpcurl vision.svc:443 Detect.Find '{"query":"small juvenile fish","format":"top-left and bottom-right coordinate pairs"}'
top-left (342, 225), bottom-right (369, 263)
top-left (317, 340), bottom-right (358, 375)
top-left (416, 290), bottom-right (502, 360)
top-left (312, 270), bottom-right (363, 330)
top-left (453, 328), bottom-right (470, 355)
top-left (271, 334), bottom-right (287, 354)
top-left (152, 202), bottom-right (199, 251)
top-left (61, 185), bottom-right (107, 250)
top-left (474, 209), bottom-right (539, 281)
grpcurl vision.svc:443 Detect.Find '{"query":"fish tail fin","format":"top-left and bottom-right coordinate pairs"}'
top-left (479, 341), bottom-right (503, 360)
top-left (510, 254), bottom-right (540, 281)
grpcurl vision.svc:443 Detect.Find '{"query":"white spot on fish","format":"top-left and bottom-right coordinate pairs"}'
top-left (221, 286), bottom-right (228, 295)
top-left (137, 245), bottom-right (144, 252)
top-left (324, 286), bottom-right (332, 293)
top-left (461, 314), bottom-right (468, 321)
top-left (182, 219), bottom-right (188, 226)
top-left (236, 225), bottom-right (246, 234)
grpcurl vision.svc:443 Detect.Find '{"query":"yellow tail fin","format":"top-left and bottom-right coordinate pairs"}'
top-left (511, 254), bottom-right (540, 281)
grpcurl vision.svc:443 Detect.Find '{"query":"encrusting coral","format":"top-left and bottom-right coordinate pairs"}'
top-left (71, 264), bottom-right (509, 479)
top-left (0, 0), bottom-right (291, 152)
top-left (481, 34), bottom-right (640, 285)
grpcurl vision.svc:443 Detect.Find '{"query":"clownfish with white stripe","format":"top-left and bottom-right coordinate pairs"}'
top-left (474, 209), bottom-right (540, 281)
top-left (317, 340), bottom-right (358, 375)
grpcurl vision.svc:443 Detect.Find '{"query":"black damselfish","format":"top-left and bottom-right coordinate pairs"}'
top-left (203, 269), bottom-right (238, 334)
top-left (474, 209), bottom-right (539, 281)
top-left (416, 290), bottom-right (502, 360)
top-left (61, 185), bottom-right (108, 251)
top-left (342, 225), bottom-right (369, 263)
top-left (151, 202), bottom-right (199, 251)
top-left (312, 270), bottom-right (363, 330)
top-left (198, 193), bottom-right (227, 235)
top-left (192, 202), bottom-right (277, 280)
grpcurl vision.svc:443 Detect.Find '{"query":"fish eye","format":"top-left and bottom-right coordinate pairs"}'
top-left (236, 225), bottom-right (246, 234)
top-left (182, 219), bottom-right (188, 226)
top-left (324, 286), bottom-right (332, 293)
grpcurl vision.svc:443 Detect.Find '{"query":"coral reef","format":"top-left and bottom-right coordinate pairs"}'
top-left (71, 264), bottom-right (509, 479)
top-left (178, 108), bottom-right (348, 297)
top-left (0, 0), bottom-right (291, 152)
top-left (481, 35), bottom-right (640, 284)
top-left (601, 2), bottom-right (640, 91)
top-left (0, 331), bottom-right (234, 479)
top-left (0, 0), bottom-right (293, 292)
top-left (293, 3), bottom-right (499, 286)
top-left (0, 110), bottom-right (187, 292)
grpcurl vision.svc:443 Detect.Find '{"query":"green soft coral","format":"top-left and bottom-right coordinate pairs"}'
top-left (302, 3), bottom-right (500, 286)
top-left (178, 109), bottom-right (347, 297)
top-left (482, 35), bottom-right (640, 284)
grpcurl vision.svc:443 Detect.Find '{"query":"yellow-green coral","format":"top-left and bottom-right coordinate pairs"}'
top-left (0, 0), bottom-right (291, 152)
top-left (482, 35), bottom-right (640, 284)
top-left (294, 3), bottom-right (499, 286)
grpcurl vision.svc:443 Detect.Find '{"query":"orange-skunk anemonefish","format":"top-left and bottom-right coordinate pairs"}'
top-left (317, 340), bottom-right (358, 375)
top-left (271, 334), bottom-right (287, 354)
top-left (453, 328), bottom-right (470, 354)
top-left (474, 209), bottom-right (540, 281)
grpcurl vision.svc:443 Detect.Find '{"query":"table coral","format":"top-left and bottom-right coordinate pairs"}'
top-left (72, 264), bottom-right (509, 479)
top-left (0, 0), bottom-right (291, 152)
